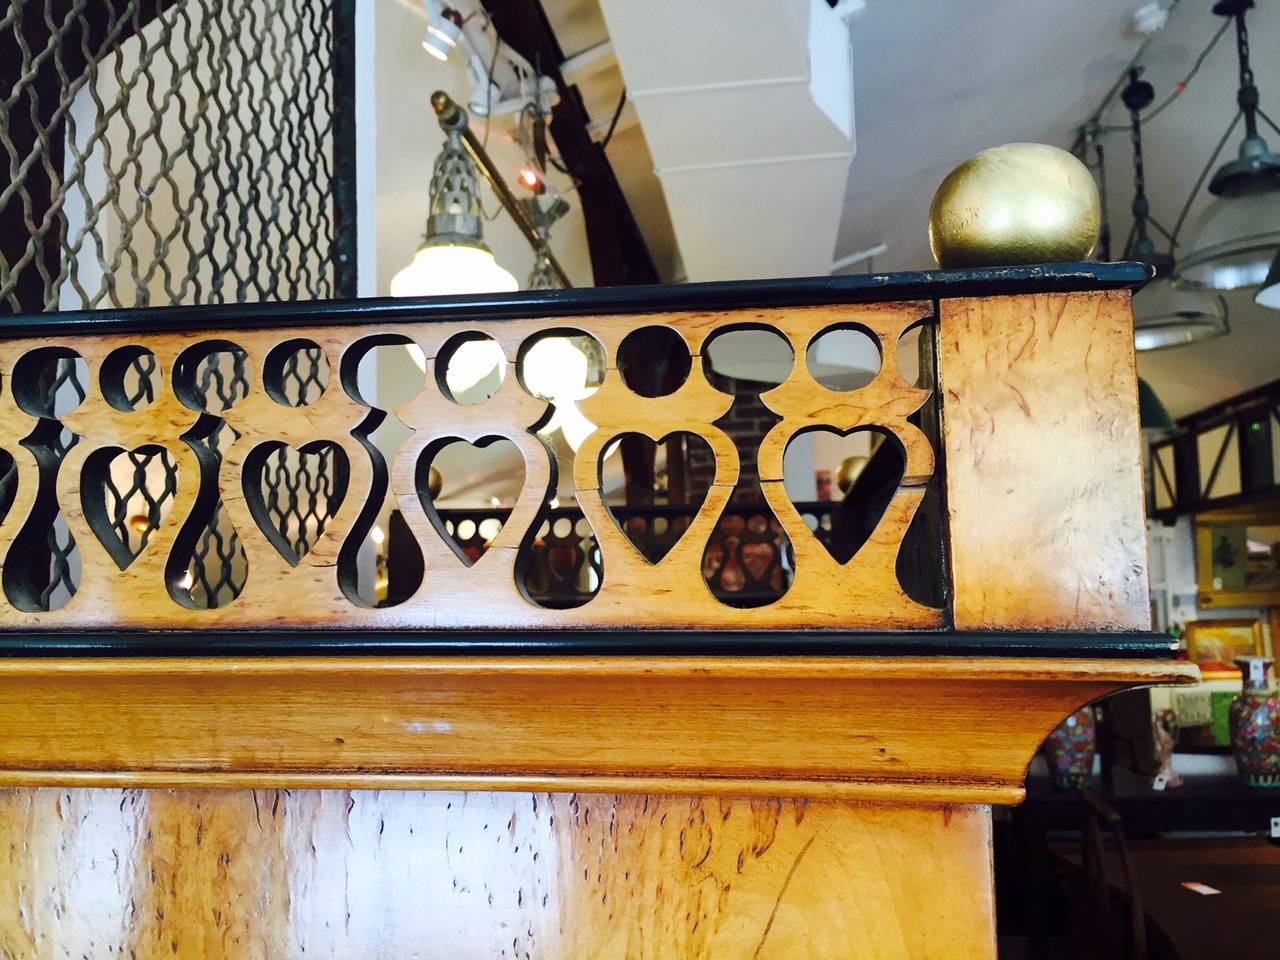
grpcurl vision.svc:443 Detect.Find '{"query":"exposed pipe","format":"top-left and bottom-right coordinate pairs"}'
top-left (431, 90), bottom-right (573, 288)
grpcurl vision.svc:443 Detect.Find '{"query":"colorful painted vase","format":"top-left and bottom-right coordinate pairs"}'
top-left (1229, 656), bottom-right (1280, 789)
top-left (1042, 708), bottom-right (1096, 792)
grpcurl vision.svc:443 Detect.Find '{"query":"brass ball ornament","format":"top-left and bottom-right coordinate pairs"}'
top-left (928, 143), bottom-right (1102, 269)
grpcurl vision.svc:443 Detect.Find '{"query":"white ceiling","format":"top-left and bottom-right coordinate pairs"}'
top-left (835, 0), bottom-right (1280, 417)
top-left (539, 0), bottom-right (1280, 417)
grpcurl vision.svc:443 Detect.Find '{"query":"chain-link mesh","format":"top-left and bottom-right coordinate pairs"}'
top-left (1, 0), bottom-right (349, 310)
top-left (2, 0), bottom-right (355, 609)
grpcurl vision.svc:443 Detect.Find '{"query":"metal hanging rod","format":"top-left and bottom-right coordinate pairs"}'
top-left (431, 90), bottom-right (573, 289)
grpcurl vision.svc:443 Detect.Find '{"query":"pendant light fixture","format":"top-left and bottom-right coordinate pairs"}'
top-left (520, 194), bottom-right (570, 291)
top-left (1175, 0), bottom-right (1280, 291)
top-left (390, 101), bottom-right (517, 298)
top-left (1120, 69), bottom-right (1228, 351)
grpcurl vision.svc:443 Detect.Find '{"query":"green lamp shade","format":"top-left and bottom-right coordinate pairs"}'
top-left (1139, 377), bottom-right (1173, 431)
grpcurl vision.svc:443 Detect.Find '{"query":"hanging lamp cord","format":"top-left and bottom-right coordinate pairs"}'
top-left (1233, 5), bottom-right (1260, 140)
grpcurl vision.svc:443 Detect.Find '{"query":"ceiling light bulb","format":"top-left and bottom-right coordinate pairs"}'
top-left (390, 243), bottom-right (517, 297)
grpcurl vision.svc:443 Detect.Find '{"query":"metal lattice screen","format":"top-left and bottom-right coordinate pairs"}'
top-left (1, 0), bottom-right (356, 608)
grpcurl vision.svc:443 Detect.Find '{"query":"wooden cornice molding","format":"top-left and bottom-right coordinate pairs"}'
top-left (0, 656), bottom-right (1197, 803)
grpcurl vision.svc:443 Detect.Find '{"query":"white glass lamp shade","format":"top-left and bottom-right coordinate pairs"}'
top-left (1257, 252), bottom-right (1280, 309)
top-left (1132, 277), bottom-right (1229, 352)
top-left (1177, 187), bottom-right (1280, 291)
top-left (390, 243), bottom-right (518, 298)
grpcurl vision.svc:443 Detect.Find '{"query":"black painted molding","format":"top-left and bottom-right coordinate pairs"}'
top-left (0, 262), bottom-right (1153, 338)
top-left (0, 629), bottom-right (1178, 658)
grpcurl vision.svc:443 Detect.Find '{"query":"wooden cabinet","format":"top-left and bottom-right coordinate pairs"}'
top-left (0, 266), bottom-right (1195, 957)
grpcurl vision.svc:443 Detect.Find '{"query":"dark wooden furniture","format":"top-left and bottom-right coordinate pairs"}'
top-left (1058, 837), bottom-right (1280, 959)
top-left (1024, 771), bottom-right (1280, 837)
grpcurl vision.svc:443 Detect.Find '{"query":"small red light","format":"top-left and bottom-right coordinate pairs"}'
top-left (518, 166), bottom-right (543, 192)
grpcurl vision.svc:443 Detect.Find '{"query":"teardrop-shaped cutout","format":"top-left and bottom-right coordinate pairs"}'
top-left (170, 413), bottom-right (248, 609)
top-left (4, 350), bottom-right (87, 611)
top-left (601, 431), bottom-right (713, 564)
top-left (783, 427), bottom-right (904, 564)
top-left (701, 370), bottom-right (793, 608)
top-left (0, 449), bottom-right (17, 527)
top-left (702, 508), bottom-right (791, 607)
top-left (244, 441), bottom-right (349, 566)
top-left (81, 445), bottom-right (179, 570)
top-left (519, 510), bottom-right (601, 609)
top-left (170, 347), bottom-right (253, 610)
top-left (418, 436), bottom-right (525, 567)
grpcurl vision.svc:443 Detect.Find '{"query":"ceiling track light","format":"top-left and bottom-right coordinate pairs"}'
top-left (1120, 68), bottom-right (1228, 351)
top-left (422, 6), bottom-right (463, 62)
top-left (1174, 0), bottom-right (1280, 291)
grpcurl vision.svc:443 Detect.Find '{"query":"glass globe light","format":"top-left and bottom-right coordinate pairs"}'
top-left (1177, 135), bottom-right (1280, 291)
top-left (392, 103), bottom-right (517, 299)
top-left (1177, 184), bottom-right (1280, 290)
top-left (1132, 277), bottom-right (1229, 351)
top-left (390, 242), bottom-right (517, 297)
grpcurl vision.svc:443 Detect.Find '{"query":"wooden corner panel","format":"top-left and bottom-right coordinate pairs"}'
top-left (940, 291), bottom-right (1151, 631)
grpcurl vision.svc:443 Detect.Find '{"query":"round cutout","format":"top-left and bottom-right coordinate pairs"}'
top-left (806, 326), bottom-right (880, 391)
top-left (618, 326), bottom-right (690, 398)
top-left (438, 333), bottom-right (507, 404)
top-left (101, 346), bottom-right (161, 411)
top-left (264, 339), bottom-right (329, 407)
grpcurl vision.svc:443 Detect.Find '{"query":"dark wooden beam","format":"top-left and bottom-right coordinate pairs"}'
top-left (478, 0), bottom-right (659, 286)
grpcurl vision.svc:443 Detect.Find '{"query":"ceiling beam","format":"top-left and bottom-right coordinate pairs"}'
top-left (478, 0), bottom-right (658, 286)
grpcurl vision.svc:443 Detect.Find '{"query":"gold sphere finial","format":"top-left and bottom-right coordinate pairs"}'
top-left (928, 143), bottom-right (1101, 269)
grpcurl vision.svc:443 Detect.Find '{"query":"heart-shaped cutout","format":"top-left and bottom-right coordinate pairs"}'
top-left (418, 436), bottom-right (525, 567)
top-left (602, 431), bottom-right (713, 564)
top-left (244, 441), bottom-right (349, 566)
top-left (784, 427), bottom-right (903, 564)
top-left (81, 445), bottom-right (179, 570)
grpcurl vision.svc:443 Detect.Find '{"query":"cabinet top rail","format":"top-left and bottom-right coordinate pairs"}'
top-left (0, 262), bottom-right (1151, 337)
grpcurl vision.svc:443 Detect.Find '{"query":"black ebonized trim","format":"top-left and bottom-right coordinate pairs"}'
top-left (0, 629), bottom-right (1177, 659)
top-left (0, 263), bottom-right (1153, 338)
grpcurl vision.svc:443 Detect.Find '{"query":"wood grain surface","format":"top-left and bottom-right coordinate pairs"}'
top-left (0, 788), bottom-right (998, 959)
top-left (939, 291), bottom-right (1151, 631)
top-left (0, 656), bottom-right (1197, 803)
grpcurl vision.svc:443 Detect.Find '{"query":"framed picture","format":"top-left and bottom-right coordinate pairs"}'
top-left (1183, 618), bottom-right (1265, 680)
top-left (1194, 511), bottom-right (1280, 609)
